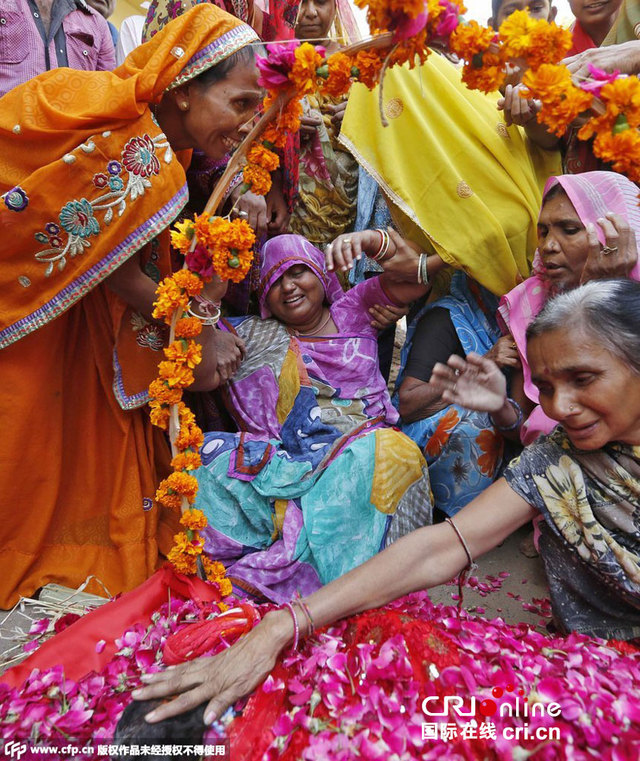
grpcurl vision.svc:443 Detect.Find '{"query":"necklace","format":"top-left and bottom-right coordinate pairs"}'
top-left (293, 309), bottom-right (332, 337)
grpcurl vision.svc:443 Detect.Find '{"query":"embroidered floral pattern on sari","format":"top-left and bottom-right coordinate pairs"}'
top-left (33, 132), bottom-right (172, 278)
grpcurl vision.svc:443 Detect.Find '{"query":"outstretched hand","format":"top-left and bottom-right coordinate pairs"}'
top-left (429, 353), bottom-right (507, 414)
top-left (581, 212), bottom-right (638, 284)
top-left (132, 611), bottom-right (291, 726)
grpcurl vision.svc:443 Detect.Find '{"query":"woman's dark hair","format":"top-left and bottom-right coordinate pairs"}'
top-left (194, 43), bottom-right (265, 88)
top-left (526, 279), bottom-right (640, 374)
top-left (541, 180), bottom-right (566, 204)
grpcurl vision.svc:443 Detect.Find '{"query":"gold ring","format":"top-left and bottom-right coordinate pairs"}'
top-left (601, 246), bottom-right (618, 256)
top-left (342, 238), bottom-right (352, 245)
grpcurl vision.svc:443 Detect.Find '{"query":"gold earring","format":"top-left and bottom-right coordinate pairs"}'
top-left (179, 101), bottom-right (189, 111)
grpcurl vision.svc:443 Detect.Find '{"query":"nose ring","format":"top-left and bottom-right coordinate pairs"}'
top-left (569, 405), bottom-right (575, 411)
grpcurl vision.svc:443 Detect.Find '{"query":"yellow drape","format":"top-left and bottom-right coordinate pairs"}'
top-left (340, 54), bottom-right (561, 296)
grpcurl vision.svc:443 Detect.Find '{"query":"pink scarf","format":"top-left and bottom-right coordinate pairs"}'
top-left (498, 171), bottom-right (640, 444)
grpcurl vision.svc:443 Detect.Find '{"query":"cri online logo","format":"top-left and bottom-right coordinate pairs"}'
top-left (422, 677), bottom-right (562, 720)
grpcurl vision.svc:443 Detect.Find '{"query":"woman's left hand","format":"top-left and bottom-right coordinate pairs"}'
top-left (132, 611), bottom-right (291, 726)
top-left (581, 212), bottom-right (638, 284)
top-left (430, 352), bottom-right (507, 413)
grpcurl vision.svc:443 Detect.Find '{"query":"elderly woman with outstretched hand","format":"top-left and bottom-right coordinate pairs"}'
top-left (135, 278), bottom-right (640, 726)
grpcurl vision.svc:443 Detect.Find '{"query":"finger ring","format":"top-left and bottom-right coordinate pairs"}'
top-left (454, 369), bottom-right (461, 376)
top-left (453, 382), bottom-right (458, 393)
top-left (601, 246), bottom-right (618, 256)
top-left (342, 238), bottom-right (352, 245)
top-left (236, 210), bottom-right (249, 218)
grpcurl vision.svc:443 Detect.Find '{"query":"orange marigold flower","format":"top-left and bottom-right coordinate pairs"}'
top-left (175, 316), bottom-right (202, 339)
top-left (158, 360), bottom-right (195, 389)
top-left (460, 51), bottom-right (505, 94)
top-left (322, 52), bottom-right (353, 98)
top-left (202, 558), bottom-right (226, 579)
top-left (243, 163), bottom-right (273, 196)
top-left (149, 399), bottom-right (171, 430)
top-left (425, 408), bottom-right (460, 458)
top-left (599, 77), bottom-right (640, 126)
top-left (476, 429), bottom-right (504, 477)
top-left (152, 276), bottom-right (190, 324)
top-left (262, 124), bottom-right (287, 149)
top-left (498, 9), bottom-right (536, 55)
top-left (164, 339), bottom-right (203, 370)
top-left (592, 130), bottom-right (640, 183)
top-left (176, 422), bottom-right (204, 451)
top-left (526, 24), bottom-right (572, 68)
top-left (290, 42), bottom-right (324, 95)
top-left (450, 20), bottom-right (495, 59)
top-left (155, 485), bottom-right (182, 510)
top-left (247, 142), bottom-right (280, 172)
top-left (171, 451), bottom-right (203, 471)
top-left (180, 508), bottom-right (208, 531)
top-left (177, 401), bottom-right (196, 427)
top-left (165, 471), bottom-right (199, 501)
top-left (172, 269), bottom-right (204, 297)
top-left (149, 378), bottom-right (182, 405)
top-left (522, 64), bottom-right (592, 136)
top-left (352, 50), bottom-right (383, 89)
top-left (167, 548), bottom-right (197, 575)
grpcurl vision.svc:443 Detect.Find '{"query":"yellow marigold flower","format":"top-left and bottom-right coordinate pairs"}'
top-left (498, 9), bottom-right (536, 54)
top-left (177, 401), bottom-right (196, 427)
top-left (158, 360), bottom-right (195, 389)
top-left (180, 508), bottom-right (208, 531)
top-left (290, 43), bottom-right (324, 95)
top-left (170, 218), bottom-right (196, 255)
top-left (175, 316), bottom-right (202, 339)
top-left (171, 451), bottom-right (202, 471)
top-left (526, 24), bottom-right (572, 68)
top-left (247, 143), bottom-right (280, 172)
top-left (217, 602), bottom-right (229, 612)
top-left (217, 578), bottom-right (233, 597)
top-left (164, 339), bottom-right (203, 370)
top-left (203, 559), bottom-right (226, 578)
top-left (173, 269), bottom-right (204, 297)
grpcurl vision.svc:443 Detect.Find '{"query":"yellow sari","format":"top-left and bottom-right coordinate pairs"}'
top-left (340, 54), bottom-right (561, 296)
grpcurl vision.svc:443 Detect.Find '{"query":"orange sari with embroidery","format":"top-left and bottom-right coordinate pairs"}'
top-left (0, 5), bottom-right (257, 607)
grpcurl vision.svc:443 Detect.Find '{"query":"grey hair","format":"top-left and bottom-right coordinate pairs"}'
top-left (526, 279), bottom-right (640, 375)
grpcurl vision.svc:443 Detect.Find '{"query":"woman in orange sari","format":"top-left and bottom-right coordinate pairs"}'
top-left (0, 4), bottom-right (262, 608)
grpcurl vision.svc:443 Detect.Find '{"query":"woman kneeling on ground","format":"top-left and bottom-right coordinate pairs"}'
top-left (137, 277), bottom-right (640, 723)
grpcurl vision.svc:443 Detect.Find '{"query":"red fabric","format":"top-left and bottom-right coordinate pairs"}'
top-left (568, 20), bottom-right (597, 56)
top-left (1, 567), bottom-right (221, 688)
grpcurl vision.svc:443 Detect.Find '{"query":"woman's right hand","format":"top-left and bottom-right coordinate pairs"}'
top-left (132, 610), bottom-right (292, 726)
top-left (497, 83), bottom-right (540, 127)
top-left (430, 352), bottom-right (507, 414)
top-left (325, 230), bottom-right (383, 272)
top-left (484, 335), bottom-right (521, 369)
top-left (215, 331), bottom-right (246, 384)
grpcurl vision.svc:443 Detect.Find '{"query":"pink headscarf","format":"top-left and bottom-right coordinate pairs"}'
top-left (498, 171), bottom-right (640, 444)
top-left (257, 234), bottom-right (344, 318)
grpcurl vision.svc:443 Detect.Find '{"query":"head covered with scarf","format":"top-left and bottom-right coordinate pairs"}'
top-left (0, 4), bottom-right (258, 349)
top-left (499, 171), bottom-right (640, 444)
top-left (258, 234), bottom-right (344, 319)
